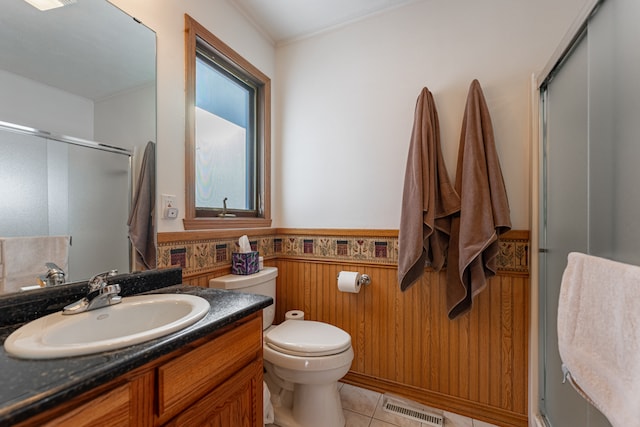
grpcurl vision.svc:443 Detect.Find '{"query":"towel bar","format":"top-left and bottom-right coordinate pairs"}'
top-left (561, 364), bottom-right (597, 408)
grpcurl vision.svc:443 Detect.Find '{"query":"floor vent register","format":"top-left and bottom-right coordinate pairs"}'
top-left (382, 394), bottom-right (444, 427)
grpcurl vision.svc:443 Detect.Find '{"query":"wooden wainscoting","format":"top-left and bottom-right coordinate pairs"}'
top-left (274, 259), bottom-right (528, 427)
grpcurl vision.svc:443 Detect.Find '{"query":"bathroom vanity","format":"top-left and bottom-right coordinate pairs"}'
top-left (0, 271), bottom-right (271, 426)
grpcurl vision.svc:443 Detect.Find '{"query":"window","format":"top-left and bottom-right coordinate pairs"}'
top-left (184, 15), bottom-right (271, 229)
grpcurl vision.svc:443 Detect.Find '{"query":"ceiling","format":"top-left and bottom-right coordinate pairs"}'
top-left (230, 0), bottom-right (421, 45)
top-left (1, 0), bottom-right (155, 101)
top-left (1, 0), bottom-right (418, 101)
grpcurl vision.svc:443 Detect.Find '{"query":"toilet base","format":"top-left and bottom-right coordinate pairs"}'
top-left (293, 382), bottom-right (344, 427)
top-left (262, 341), bottom-right (353, 427)
top-left (272, 383), bottom-right (345, 427)
top-left (268, 381), bottom-right (345, 427)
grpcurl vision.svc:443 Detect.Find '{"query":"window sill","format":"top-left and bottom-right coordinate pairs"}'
top-left (183, 217), bottom-right (272, 231)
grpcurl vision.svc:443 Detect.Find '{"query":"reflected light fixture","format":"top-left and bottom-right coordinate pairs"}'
top-left (23, 0), bottom-right (76, 11)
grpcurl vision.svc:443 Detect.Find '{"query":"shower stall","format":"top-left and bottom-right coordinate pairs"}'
top-left (0, 121), bottom-right (132, 283)
top-left (537, 0), bottom-right (640, 425)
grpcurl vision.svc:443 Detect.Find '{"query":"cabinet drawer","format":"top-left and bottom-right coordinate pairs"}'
top-left (157, 315), bottom-right (262, 420)
top-left (42, 382), bottom-right (131, 427)
top-left (16, 367), bottom-right (153, 427)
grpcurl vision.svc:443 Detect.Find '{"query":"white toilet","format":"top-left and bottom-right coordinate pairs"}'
top-left (210, 267), bottom-right (353, 427)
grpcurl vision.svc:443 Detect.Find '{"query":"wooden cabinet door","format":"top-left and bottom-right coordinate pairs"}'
top-left (156, 315), bottom-right (262, 423)
top-left (163, 358), bottom-right (263, 427)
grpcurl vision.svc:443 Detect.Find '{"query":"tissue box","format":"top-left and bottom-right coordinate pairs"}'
top-left (232, 251), bottom-right (259, 275)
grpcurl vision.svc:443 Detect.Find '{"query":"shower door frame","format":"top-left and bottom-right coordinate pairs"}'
top-left (529, 0), bottom-right (601, 425)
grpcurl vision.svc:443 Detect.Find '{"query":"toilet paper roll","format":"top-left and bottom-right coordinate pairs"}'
top-left (338, 271), bottom-right (361, 293)
top-left (285, 310), bottom-right (305, 320)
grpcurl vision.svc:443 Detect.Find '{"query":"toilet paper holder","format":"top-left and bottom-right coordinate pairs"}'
top-left (336, 273), bottom-right (371, 286)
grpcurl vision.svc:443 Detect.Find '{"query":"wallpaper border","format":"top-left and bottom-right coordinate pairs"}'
top-left (157, 229), bottom-right (529, 277)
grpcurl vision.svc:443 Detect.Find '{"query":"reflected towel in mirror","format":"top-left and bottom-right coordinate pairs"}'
top-left (128, 141), bottom-right (156, 270)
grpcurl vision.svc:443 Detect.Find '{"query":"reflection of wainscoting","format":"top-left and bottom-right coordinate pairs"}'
top-left (158, 229), bottom-right (529, 427)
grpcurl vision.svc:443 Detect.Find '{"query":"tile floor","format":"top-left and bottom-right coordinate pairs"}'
top-left (268, 382), bottom-right (500, 427)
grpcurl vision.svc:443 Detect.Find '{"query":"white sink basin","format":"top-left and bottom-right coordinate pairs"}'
top-left (4, 294), bottom-right (210, 359)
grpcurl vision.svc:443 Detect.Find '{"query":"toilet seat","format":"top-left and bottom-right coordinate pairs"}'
top-left (265, 320), bottom-right (351, 357)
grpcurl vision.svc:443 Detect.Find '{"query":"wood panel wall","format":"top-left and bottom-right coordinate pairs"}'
top-left (273, 259), bottom-right (529, 427)
top-left (166, 228), bottom-right (530, 427)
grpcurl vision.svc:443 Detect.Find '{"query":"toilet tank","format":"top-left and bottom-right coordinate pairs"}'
top-left (209, 267), bottom-right (277, 330)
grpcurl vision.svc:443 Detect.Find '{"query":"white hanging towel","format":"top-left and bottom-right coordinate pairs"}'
top-left (558, 252), bottom-right (640, 427)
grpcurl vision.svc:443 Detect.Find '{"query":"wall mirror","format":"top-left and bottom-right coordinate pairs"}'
top-left (0, 0), bottom-right (156, 295)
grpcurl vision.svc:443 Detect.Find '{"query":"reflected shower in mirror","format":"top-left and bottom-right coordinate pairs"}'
top-left (0, 0), bottom-right (156, 294)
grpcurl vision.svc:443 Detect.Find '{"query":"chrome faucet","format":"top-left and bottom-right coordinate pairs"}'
top-left (63, 270), bottom-right (121, 315)
top-left (38, 262), bottom-right (66, 287)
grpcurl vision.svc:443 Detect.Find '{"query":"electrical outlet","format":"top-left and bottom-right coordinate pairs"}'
top-left (161, 194), bottom-right (177, 219)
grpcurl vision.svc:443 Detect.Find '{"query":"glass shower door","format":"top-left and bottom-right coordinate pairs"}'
top-left (539, 30), bottom-right (595, 427)
top-left (539, 0), bottom-right (640, 425)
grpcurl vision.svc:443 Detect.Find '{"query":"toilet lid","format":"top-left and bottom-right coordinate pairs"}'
top-left (264, 320), bottom-right (352, 357)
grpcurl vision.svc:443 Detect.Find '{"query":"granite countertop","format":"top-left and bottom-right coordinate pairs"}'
top-left (0, 283), bottom-right (271, 425)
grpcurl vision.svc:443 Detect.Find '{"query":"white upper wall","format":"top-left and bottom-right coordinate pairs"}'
top-left (0, 69), bottom-right (94, 139)
top-left (274, 0), bottom-right (587, 230)
top-left (110, 0), bottom-right (276, 232)
top-left (111, 0), bottom-right (586, 232)
top-left (94, 83), bottom-right (156, 179)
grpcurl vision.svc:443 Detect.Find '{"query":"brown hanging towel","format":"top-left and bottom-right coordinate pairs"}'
top-left (128, 141), bottom-right (157, 270)
top-left (398, 87), bottom-right (460, 291)
top-left (446, 80), bottom-right (511, 319)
